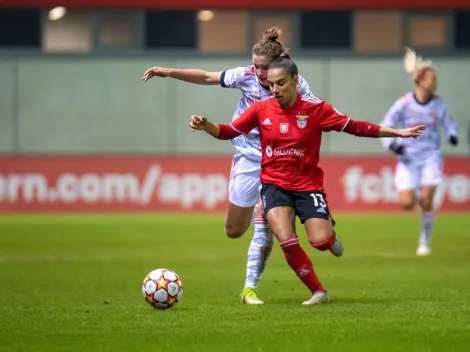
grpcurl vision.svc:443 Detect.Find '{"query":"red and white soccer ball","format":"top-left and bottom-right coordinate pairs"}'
top-left (142, 268), bottom-right (183, 310)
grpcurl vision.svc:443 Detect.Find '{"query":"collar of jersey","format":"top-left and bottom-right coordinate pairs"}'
top-left (271, 94), bottom-right (303, 113)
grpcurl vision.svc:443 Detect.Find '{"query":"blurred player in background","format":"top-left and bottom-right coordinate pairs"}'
top-left (380, 48), bottom-right (459, 256)
top-left (188, 55), bottom-right (425, 304)
top-left (142, 27), bottom-right (319, 304)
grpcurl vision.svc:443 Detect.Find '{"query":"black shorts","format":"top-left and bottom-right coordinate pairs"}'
top-left (261, 184), bottom-right (331, 224)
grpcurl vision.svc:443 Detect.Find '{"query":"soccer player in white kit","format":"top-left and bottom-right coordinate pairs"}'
top-left (380, 48), bottom-right (459, 256)
top-left (142, 27), bottom-right (320, 304)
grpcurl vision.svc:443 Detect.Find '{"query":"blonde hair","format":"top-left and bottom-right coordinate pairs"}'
top-left (403, 47), bottom-right (435, 82)
top-left (252, 26), bottom-right (288, 60)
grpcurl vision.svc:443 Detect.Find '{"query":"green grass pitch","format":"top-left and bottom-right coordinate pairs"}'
top-left (0, 213), bottom-right (469, 352)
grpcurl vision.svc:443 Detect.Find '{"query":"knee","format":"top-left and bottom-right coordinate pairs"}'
top-left (419, 198), bottom-right (433, 211)
top-left (255, 202), bottom-right (265, 217)
top-left (399, 191), bottom-right (416, 211)
top-left (400, 197), bottom-right (416, 211)
top-left (402, 202), bottom-right (415, 211)
top-left (308, 229), bottom-right (334, 246)
top-left (224, 224), bottom-right (246, 239)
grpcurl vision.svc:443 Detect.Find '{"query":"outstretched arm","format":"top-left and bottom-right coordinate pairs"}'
top-left (380, 99), bottom-right (406, 154)
top-left (142, 67), bottom-right (221, 85)
top-left (318, 101), bottom-right (425, 138)
top-left (189, 103), bottom-right (260, 140)
top-left (344, 119), bottom-right (425, 138)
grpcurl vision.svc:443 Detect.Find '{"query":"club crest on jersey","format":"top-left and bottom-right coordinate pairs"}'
top-left (280, 123), bottom-right (289, 133)
top-left (296, 113), bottom-right (308, 129)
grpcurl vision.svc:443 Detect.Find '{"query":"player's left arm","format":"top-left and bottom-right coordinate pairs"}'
top-left (440, 102), bottom-right (459, 146)
top-left (318, 101), bottom-right (425, 139)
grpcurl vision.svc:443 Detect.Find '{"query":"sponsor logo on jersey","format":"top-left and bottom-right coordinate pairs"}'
top-left (265, 145), bottom-right (273, 157)
top-left (273, 148), bottom-right (306, 156)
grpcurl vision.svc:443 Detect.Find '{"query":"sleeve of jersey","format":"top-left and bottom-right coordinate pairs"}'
top-left (216, 103), bottom-right (259, 140)
top-left (220, 67), bottom-right (245, 89)
top-left (379, 99), bottom-right (403, 148)
top-left (440, 103), bottom-right (459, 137)
top-left (343, 120), bottom-right (381, 138)
top-left (296, 75), bottom-right (315, 99)
top-left (318, 102), bottom-right (380, 137)
top-left (318, 102), bottom-right (351, 132)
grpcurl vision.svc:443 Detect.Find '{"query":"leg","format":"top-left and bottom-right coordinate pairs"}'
top-left (297, 191), bottom-right (343, 257)
top-left (398, 190), bottom-right (418, 211)
top-left (241, 196), bottom-right (275, 304)
top-left (224, 202), bottom-right (255, 238)
top-left (305, 218), bottom-right (336, 249)
top-left (416, 157), bottom-right (442, 256)
top-left (395, 161), bottom-right (419, 210)
top-left (263, 185), bottom-right (326, 303)
top-left (227, 157), bottom-right (274, 303)
top-left (225, 157), bottom-right (260, 238)
top-left (416, 185), bottom-right (437, 256)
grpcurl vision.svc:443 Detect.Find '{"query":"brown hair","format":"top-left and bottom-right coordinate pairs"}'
top-left (252, 26), bottom-right (288, 60)
top-left (269, 54), bottom-right (298, 77)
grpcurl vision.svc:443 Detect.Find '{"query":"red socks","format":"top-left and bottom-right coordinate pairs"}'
top-left (280, 238), bottom-right (324, 293)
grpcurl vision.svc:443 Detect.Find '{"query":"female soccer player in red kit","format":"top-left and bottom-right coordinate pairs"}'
top-left (189, 55), bottom-right (425, 305)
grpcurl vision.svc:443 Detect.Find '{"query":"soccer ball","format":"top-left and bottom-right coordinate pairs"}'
top-left (142, 268), bottom-right (183, 310)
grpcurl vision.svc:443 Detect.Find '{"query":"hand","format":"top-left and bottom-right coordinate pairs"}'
top-left (141, 67), bottom-right (169, 82)
top-left (189, 115), bottom-right (208, 132)
top-left (389, 142), bottom-right (405, 155)
top-left (398, 125), bottom-right (426, 138)
top-left (449, 136), bottom-right (459, 146)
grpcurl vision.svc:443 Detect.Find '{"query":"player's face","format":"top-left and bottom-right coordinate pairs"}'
top-left (267, 68), bottom-right (299, 107)
top-left (252, 55), bottom-right (272, 86)
top-left (418, 69), bottom-right (437, 95)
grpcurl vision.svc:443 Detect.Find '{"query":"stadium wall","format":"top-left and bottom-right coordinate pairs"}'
top-left (0, 57), bottom-right (469, 156)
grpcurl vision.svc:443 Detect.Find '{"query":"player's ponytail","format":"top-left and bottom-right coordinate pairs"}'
top-left (403, 47), bottom-right (435, 83)
top-left (253, 26), bottom-right (288, 61)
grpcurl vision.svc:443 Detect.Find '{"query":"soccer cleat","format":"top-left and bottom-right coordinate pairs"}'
top-left (416, 244), bottom-right (431, 256)
top-left (241, 288), bottom-right (264, 305)
top-left (329, 235), bottom-right (344, 257)
top-left (302, 291), bottom-right (331, 305)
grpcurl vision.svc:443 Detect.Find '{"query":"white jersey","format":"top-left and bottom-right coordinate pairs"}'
top-left (221, 65), bottom-right (314, 162)
top-left (380, 92), bottom-right (458, 163)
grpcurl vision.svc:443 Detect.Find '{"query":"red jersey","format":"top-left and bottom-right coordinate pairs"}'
top-left (218, 95), bottom-right (367, 192)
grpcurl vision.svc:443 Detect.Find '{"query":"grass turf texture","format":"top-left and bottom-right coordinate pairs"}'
top-left (0, 213), bottom-right (469, 352)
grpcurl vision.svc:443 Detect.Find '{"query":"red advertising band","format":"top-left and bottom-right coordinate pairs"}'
top-left (0, 0), bottom-right (469, 9)
top-left (0, 156), bottom-right (469, 213)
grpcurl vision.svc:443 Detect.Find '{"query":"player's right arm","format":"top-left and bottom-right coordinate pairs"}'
top-left (189, 103), bottom-right (260, 139)
top-left (380, 99), bottom-right (405, 155)
top-left (142, 67), bottom-right (222, 85)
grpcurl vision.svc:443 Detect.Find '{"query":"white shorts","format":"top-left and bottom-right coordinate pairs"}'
top-left (228, 156), bottom-right (261, 207)
top-left (395, 157), bottom-right (443, 192)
